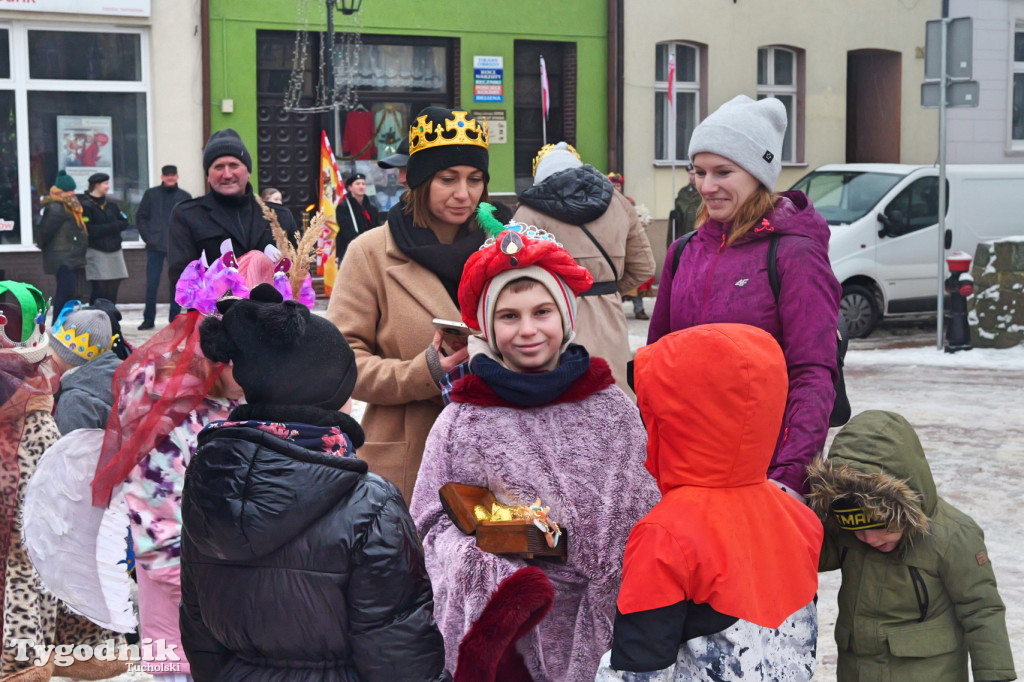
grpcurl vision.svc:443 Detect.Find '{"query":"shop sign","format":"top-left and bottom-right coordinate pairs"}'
top-left (0, 219), bottom-right (14, 232)
top-left (0, 0), bottom-right (151, 17)
top-left (471, 109), bottom-right (507, 144)
top-left (57, 116), bottom-right (115, 192)
top-left (473, 56), bottom-right (504, 103)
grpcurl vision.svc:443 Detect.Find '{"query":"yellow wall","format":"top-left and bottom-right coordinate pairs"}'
top-left (624, 0), bottom-right (942, 218)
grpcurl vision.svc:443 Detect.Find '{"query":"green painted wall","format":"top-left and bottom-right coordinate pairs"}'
top-left (207, 0), bottom-right (609, 193)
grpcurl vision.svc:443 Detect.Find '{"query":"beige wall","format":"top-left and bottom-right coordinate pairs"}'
top-left (149, 0), bottom-right (205, 195)
top-left (624, 0), bottom-right (942, 219)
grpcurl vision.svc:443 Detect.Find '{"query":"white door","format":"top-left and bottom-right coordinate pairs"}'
top-left (874, 176), bottom-right (946, 311)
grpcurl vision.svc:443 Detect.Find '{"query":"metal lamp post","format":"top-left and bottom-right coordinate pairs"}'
top-left (324, 0), bottom-right (363, 149)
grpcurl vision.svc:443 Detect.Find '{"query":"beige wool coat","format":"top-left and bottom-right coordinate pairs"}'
top-left (513, 191), bottom-right (656, 398)
top-left (326, 224), bottom-right (457, 503)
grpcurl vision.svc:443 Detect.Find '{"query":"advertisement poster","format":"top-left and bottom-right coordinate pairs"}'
top-left (57, 116), bottom-right (114, 192)
top-left (473, 56), bottom-right (504, 103)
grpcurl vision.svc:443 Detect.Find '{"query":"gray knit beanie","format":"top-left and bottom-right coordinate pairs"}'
top-left (533, 142), bottom-right (583, 184)
top-left (49, 309), bottom-right (113, 367)
top-left (688, 95), bottom-right (787, 190)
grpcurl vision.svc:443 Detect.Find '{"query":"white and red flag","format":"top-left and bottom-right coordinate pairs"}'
top-left (540, 56), bottom-right (550, 120)
top-left (667, 49), bottom-right (676, 110)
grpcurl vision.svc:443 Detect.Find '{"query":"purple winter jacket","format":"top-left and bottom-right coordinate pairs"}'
top-left (648, 191), bottom-right (841, 495)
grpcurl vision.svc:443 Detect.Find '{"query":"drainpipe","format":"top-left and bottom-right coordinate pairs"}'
top-left (201, 0), bottom-right (211, 146)
top-left (607, 0), bottom-right (624, 172)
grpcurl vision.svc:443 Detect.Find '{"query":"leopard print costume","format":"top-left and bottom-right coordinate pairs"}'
top-left (2, 410), bottom-right (125, 678)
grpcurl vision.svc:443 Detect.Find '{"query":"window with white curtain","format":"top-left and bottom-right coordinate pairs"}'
top-left (757, 46), bottom-right (800, 163)
top-left (654, 42), bottom-right (701, 164)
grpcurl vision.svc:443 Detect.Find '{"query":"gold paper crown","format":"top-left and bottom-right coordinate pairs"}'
top-left (54, 322), bottom-right (114, 361)
top-left (409, 111), bottom-right (489, 156)
top-left (532, 143), bottom-right (581, 177)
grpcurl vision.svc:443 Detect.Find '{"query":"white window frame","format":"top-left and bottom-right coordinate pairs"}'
top-left (2, 21), bottom-right (151, 252)
top-left (1009, 24), bottom-right (1024, 151)
top-left (654, 41), bottom-right (700, 166)
top-left (757, 46), bottom-right (798, 164)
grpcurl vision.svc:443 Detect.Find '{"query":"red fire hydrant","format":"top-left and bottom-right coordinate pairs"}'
top-left (945, 251), bottom-right (973, 353)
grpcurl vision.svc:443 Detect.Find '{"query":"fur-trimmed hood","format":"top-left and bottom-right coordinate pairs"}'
top-left (807, 410), bottom-right (935, 540)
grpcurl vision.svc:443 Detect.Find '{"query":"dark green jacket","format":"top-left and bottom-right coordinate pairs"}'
top-left (808, 411), bottom-right (1015, 682)
top-left (669, 183), bottom-right (701, 247)
top-left (36, 199), bottom-right (87, 274)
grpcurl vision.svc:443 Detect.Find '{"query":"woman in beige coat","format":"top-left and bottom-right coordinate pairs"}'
top-left (327, 107), bottom-right (501, 502)
top-left (513, 143), bottom-right (655, 398)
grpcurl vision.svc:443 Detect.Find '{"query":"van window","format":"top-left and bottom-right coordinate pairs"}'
top-left (789, 170), bottom-right (902, 225)
top-left (882, 177), bottom-right (949, 237)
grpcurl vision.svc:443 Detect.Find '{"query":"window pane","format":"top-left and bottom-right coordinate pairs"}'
top-left (1016, 31), bottom-right (1024, 62)
top-left (1014, 74), bottom-right (1024, 140)
top-left (655, 91), bottom-right (667, 160)
top-left (28, 91), bottom-right (148, 236)
top-left (0, 30), bottom-right (9, 79)
top-left (28, 31), bottom-right (141, 81)
top-left (655, 43), bottom-right (668, 81)
top-left (758, 48), bottom-right (768, 86)
top-left (677, 92), bottom-right (697, 161)
top-left (774, 49), bottom-right (794, 86)
top-left (777, 95), bottom-right (794, 161)
top-left (676, 44), bottom-right (697, 82)
top-left (0, 91), bottom-right (19, 245)
top-left (340, 43), bottom-right (447, 94)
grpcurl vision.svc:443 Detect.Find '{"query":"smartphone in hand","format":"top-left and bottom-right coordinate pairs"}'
top-left (432, 318), bottom-right (474, 354)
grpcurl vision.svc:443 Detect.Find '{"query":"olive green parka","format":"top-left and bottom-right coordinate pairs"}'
top-left (807, 410), bottom-right (1016, 682)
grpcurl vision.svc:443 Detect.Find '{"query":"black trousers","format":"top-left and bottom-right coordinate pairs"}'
top-left (52, 266), bottom-right (86, 323)
top-left (89, 279), bottom-right (121, 305)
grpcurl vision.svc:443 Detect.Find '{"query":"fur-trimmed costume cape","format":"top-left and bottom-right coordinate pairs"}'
top-left (409, 365), bottom-right (658, 682)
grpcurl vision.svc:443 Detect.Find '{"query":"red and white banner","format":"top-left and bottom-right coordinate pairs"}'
top-left (540, 56), bottom-right (550, 120)
top-left (667, 50), bottom-right (676, 109)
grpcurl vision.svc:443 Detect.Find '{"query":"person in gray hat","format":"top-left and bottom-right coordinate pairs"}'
top-left (167, 129), bottom-right (297, 295)
top-left (46, 303), bottom-right (114, 376)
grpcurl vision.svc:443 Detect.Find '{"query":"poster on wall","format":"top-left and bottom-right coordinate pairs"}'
top-left (473, 56), bottom-right (504, 103)
top-left (57, 116), bottom-right (114, 192)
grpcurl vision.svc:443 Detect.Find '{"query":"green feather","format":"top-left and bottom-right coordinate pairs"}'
top-left (475, 202), bottom-right (506, 239)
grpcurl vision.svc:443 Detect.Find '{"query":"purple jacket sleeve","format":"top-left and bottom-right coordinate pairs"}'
top-left (770, 237), bottom-right (841, 495)
top-left (647, 246), bottom-right (678, 345)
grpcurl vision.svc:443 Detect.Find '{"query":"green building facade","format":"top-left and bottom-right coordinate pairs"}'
top-left (206, 0), bottom-right (611, 213)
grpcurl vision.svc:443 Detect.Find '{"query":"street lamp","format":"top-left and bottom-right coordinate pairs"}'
top-left (324, 0), bottom-right (363, 149)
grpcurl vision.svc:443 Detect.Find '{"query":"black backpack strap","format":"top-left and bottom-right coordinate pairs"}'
top-left (578, 222), bottom-right (619, 282)
top-left (670, 230), bottom-right (698, 275)
top-left (767, 233), bottom-right (781, 304)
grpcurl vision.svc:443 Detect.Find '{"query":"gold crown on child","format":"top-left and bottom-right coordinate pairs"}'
top-left (409, 111), bottom-right (489, 156)
top-left (55, 322), bottom-right (115, 361)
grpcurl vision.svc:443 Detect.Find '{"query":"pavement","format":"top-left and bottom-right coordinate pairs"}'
top-left (91, 299), bottom-right (1020, 681)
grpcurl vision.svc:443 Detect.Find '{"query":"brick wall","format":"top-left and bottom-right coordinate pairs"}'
top-left (0, 249), bottom-right (162, 304)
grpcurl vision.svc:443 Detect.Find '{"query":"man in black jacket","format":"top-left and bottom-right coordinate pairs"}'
top-left (137, 165), bottom-right (191, 329)
top-left (168, 129), bottom-right (296, 295)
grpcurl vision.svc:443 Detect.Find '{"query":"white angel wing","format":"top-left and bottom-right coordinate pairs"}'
top-left (22, 428), bottom-right (137, 633)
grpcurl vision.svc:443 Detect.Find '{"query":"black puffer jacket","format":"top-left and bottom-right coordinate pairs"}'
top-left (180, 404), bottom-right (449, 682)
top-left (80, 193), bottom-right (130, 252)
top-left (516, 164), bottom-right (614, 224)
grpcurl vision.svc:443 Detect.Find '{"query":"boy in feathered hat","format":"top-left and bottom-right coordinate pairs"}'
top-left (409, 207), bottom-right (659, 682)
top-left (807, 410), bottom-right (1015, 682)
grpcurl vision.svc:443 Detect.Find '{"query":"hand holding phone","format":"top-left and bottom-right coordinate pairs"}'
top-left (432, 318), bottom-right (473, 354)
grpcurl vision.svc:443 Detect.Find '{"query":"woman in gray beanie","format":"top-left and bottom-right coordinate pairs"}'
top-left (648, 94), bottom-right (841, 503)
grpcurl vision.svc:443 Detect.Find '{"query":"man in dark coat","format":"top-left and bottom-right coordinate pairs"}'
top-left (137, 165), bottom-right (191, 329)
top-left (168, 129), bottom-right (297, 293)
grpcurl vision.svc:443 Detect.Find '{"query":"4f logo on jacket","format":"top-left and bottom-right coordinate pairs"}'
top-left (735, 279), bottom-right (749, 287)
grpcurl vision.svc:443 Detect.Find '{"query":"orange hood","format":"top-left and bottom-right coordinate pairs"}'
top-left (620, 324), bottom-right (822, 628)
top-left (635, 323), bottom-right (788, 493)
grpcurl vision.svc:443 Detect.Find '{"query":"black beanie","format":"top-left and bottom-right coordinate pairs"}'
top-left (198, 284), bottom-right (356, 410)
top-left (203, 128), bottom-right (253, 175)
top-left (406, 107), bottom-right (489, 190)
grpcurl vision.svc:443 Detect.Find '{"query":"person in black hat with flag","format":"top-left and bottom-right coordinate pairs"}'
top-left (167, 129), bottom-right (297, 297)
top-left (137, 164), bottom-right (192, 329)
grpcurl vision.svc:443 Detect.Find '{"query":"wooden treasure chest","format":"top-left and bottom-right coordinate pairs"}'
top-left (439, 482), bottom-right (568, 561)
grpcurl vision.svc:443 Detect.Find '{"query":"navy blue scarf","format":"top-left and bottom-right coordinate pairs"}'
top-left (469, 344), bottom-right (591, 407)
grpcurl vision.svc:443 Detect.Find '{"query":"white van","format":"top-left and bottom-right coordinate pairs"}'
top-left (790, 163), bottom-right (1024, 337)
